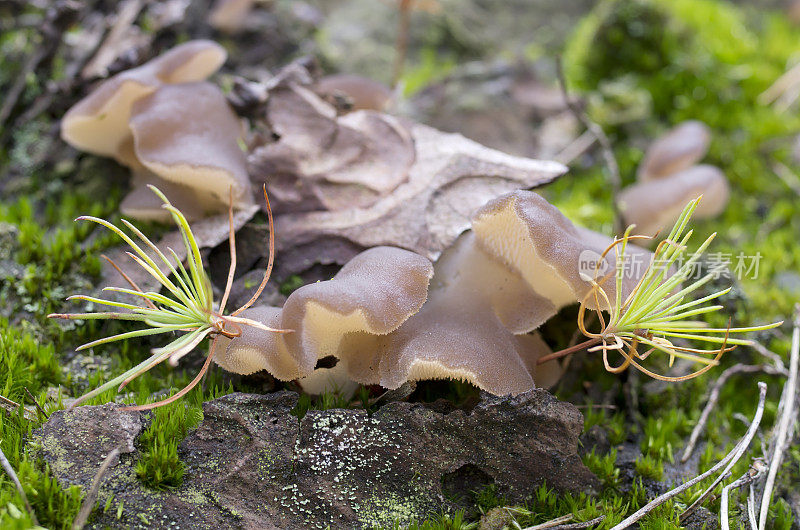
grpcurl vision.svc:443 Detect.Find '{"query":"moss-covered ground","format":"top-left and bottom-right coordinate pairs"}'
top-left (0, 0), bottom-right (799, 528)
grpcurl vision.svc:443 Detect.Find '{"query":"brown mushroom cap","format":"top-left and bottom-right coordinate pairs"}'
top-left (119, 171), bottom-right (208, 222)
top-left (620, 165), bottom-right (730, 235)
top-left (281, 246), bottom-right (433, 377)
top-left (61, 40), bottom-right (226, 163)
top-left (214, 305), bottom-right (301, 379)
top-left (373, 232), bottom-right (555, 395)
top-left (637, 120), bottom-right (712, 181)
top-left (315, 74), bottom-right (394, 112)
top-left (471, 190), bottom-right (651, 313)
top-left (218, 246), bottom-right (434, 382)
top-left (128, 82), bottom-right (253, 208)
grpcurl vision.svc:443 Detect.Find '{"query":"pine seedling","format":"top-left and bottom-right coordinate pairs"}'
top-left (539, 196), bottom-right (782, 380)
top-left (49, 185), bottom-right (291, 411)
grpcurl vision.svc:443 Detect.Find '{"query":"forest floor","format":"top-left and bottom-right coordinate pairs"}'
top-left (0, 0), bottom-right (799, 528)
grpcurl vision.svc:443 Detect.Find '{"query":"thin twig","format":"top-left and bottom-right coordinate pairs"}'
top-left (554, 130), bottom-right (596, 165)
top-left (555, 56), bottom-right (624, 234)
top-left (551, 516), bottom-right (605, 529)
top-left (720, 463), bottom-right (766, 530)
top-left (521, 513), bottom-right (573, 530)
top-left (23, 387), bottom-right (48, 419)
top-left (748, 482), bottom-right (758, 530)
top-left (681, 364), bottom-right (785, 463)
top-left (0, 394), bottom-right (37, 421)
top-left (80, 0), bottom-right (144, 79)
top-left (611, 382), bottom-right (767, 530)
top-left (748, 341), bottom-right (789, 374)
top-left (0, 446), bottom-right (38, 526)
top-left (574, 404), bottom-right (618, 410)
top-left (759, 61), bottom-right (800, 106)
top-left (680, 382), bottom-right (769, 523)
top-left (757, 305), bottom-right (799, 530)
top-left (72, 445), bottom-right (122, 530)
top-left (392, 0), bottom-right (412, 87)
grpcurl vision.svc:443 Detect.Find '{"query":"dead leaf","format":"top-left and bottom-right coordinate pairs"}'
top-left (249, 83), bottom-right (415, 212)
top-left (271, 122), bottom-right (566, 266)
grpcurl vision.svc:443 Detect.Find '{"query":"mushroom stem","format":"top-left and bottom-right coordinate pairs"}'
top-left (536, 337), bottom-right (602, 365)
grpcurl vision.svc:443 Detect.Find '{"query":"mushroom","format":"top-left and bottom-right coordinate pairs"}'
top-left (314, 74), bottom-right (394, 112)
top-left (215, 190), bottom-right (660, 396)
top-left (119, 171), bottom-right (207, 222)
top-left (470, 190), bottom-right (652, 316)
top-left (619, 165), bottom-right (730, 236)
top-left (209, 0), bottom-right (256, 33)
top-left (373, 231), bottom-right (559, 395)
top-left (61, 40), bottom-right (227, 164)
top-left (214, 246), bottom-right (434, 388)
top-left (213, 305), bottom-right (300, 379)
top-left (128, 82), bottom-right (253, 210)
top-left (280, 245), bottom-right (433, 383)
top-left (637, 120), bottom-right (712, 181)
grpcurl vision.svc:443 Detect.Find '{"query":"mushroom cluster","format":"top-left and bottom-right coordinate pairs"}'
top-left (214, 190), bottom-right (656, 396)
top-left (619, 121), bottom-right (730, 235)
top-left (61, 40), bottom-right (254, 222)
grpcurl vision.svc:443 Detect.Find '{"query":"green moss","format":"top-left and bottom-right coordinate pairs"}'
top-left (0, 459), bottom-right (83, 530)
top-left (583, 406), bottom-right (626, 446)
top-left (634, 454), bottom-right (664, 482)
top-left (291, 388), bottom-right (357, 420)
top-left (279, 275), bottom-right (306, 296)
top-left (136, 400), bottom-right (203, 490)
top-left (381, 510), bottom-right (474, 530)
top-left (133, 381), bottom-right (236, 490)
top-left (640, 409), bottom-right (691, 463)
top-left (582, 449), bottom-right (619, 491)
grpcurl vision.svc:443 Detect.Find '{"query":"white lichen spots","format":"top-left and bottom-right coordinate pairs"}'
top-left (274, 409), bottom-right (428, 527)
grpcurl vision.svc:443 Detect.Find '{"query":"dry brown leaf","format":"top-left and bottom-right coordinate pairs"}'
top-left (249, 83), bottom-right (415, 213)
top-left (271, 122), bottom-right (566, 265)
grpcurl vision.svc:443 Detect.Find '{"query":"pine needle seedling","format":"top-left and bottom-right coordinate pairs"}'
top-left (538, 196), bottom-right (782, 380)
top-left (48, 185), bottom-right (292, 411)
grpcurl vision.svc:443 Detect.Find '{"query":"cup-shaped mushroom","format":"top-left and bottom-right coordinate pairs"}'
top-left (376, 298), bottom-right (546, 395)
top-left (214, 306), bottom-right (304, 380)
top-left (128, 82), bottom-right (253, 212)
top-left (373, 233), bottom-right (558, 395)
top-left (296, 361), bottom-right (361, 398)
top-left (315, 74), bottom-right (394, 112)
top-left (620, 165), bottom-right (730, 236)
top-left (218, 246), bottom-right (433, 384)
top-left (61, 40), bottom-right (226, 164)
top-left (637, 120), bottom-right (712, 181)
top-left (471, 190), bottom-right (652, 314)
top-left (120, 171), bottom-right (207, 222)
top-left (280, 246), bottom-right (434, 382)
